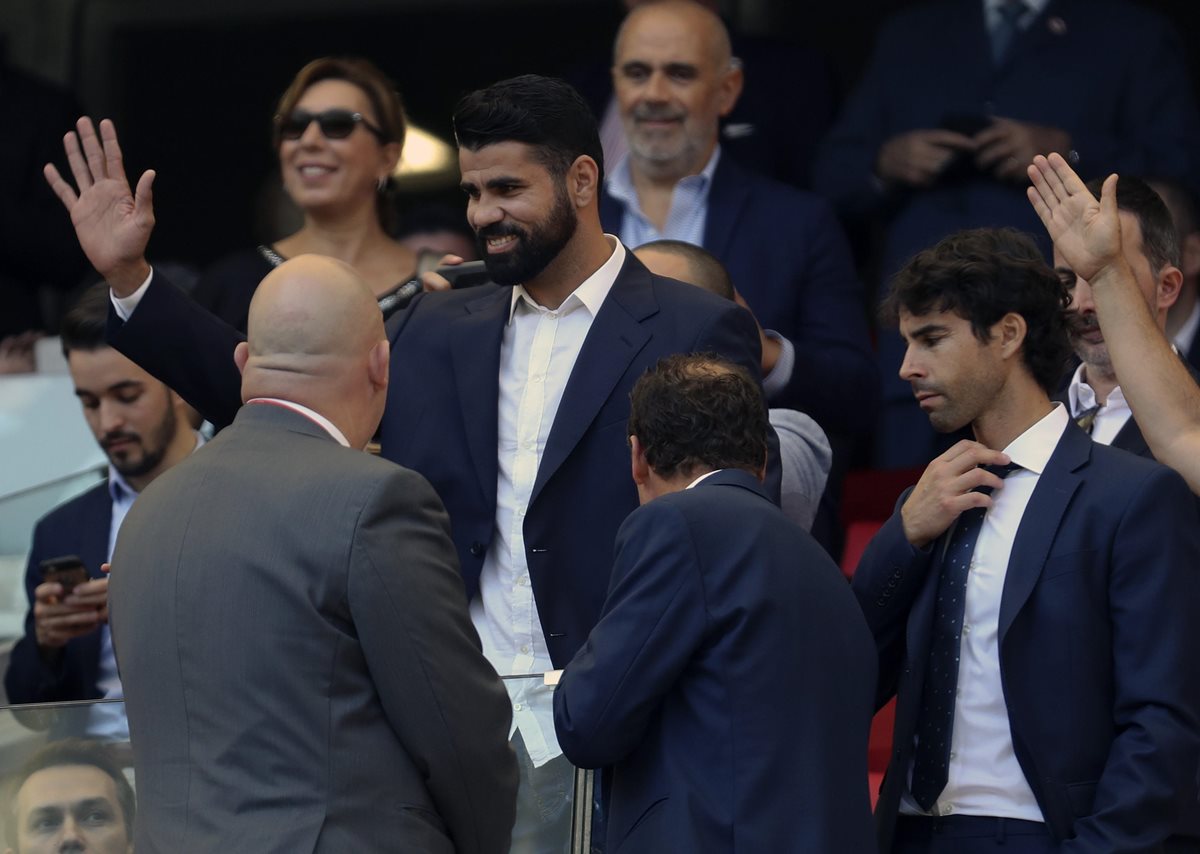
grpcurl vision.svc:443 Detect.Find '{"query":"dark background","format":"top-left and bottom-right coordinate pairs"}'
top-left (27, 0), bottom-right (1200, 271)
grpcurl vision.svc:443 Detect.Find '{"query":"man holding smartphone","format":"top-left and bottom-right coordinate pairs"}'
top-left (4, 283), bottom-right (200, 735)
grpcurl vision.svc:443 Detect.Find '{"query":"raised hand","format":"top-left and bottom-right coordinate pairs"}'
top-left (43, 117), bottom-right (155, 296)
top-left (1027, 153), bottom-right (1123, 283)
top-left (901, 440), bottom-right (1011, 549)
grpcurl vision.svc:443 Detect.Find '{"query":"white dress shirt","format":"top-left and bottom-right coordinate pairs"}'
top-left (471, 237), bottom-right (626, 767)
top-left (983, 0), bottom-right (1049, 30)
top-left (1172, 299), bottom-right (1200, 358)
top-left (1067, 362), bottom-right (1132, 446)
top-left (901, 404), bottom-right (1069, 821)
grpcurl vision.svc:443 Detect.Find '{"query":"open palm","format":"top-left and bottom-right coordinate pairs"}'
top-left (44, 117), bottom-right (155, 287)
top-left (1026, 153), bottom-right (1121, 282)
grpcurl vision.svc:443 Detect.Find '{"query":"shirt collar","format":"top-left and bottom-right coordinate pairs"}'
top-left (1174, 299), bottom-right (1200, 354)
top-left (686, 469), bottom-right (722, 489)
top-left (246, 398), bottom-right (350, 447)
top-left (1067, 361), bottom-right (1127, 416)
top-left (1000, 403), bottom-right (1068, 477)
top-left (507, 236), bottom-right (626, 323)
top-left (606, 145), bottom-right (723, 211)
top-left (107, 429), bottom-right (206, 501)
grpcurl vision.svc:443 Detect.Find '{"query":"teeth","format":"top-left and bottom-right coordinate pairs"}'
top-left (299, 166), bottom-right (332, 176)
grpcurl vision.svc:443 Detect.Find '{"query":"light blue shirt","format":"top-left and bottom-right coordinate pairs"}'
top-left (608, 146), bottom-right (722, 249)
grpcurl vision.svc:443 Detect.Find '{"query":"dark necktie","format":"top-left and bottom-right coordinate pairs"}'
top-left (991, 0), bottom-right (1028, 63)
top-left (910, 461), bottom-right (1022, 812)
top-left (1075, 404), bottom-right (1100, 434)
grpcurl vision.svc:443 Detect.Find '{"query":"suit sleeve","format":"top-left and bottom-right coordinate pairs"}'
top-left (4, 518), bottom-right (98, 707)
top-left (851, 488), bottom-right (935, 709)
top-left (1061, 466), bottom-right (1200, 852)
top-left (348, 467), bottom-right (517, 854)
top-left (553, 500), bottom-right (707, 769)
top-left (107, 273), bottom-right (245, 431)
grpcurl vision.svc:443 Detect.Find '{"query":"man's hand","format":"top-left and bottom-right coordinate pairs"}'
top-left (1027, 152), bottom-right (1126, 284)
top-left (33, 577), bottom-right (109, 650)
top-left (975, 118), bottom-right (1070, 183)
top-left (417, 254), bottom-right (466, 293)
top-left (876, 129), bottom-right (976, 188)
top-left (901, 440), bottom-right (1011, 549)
top-left (43, 117), bottom-right (154, 296)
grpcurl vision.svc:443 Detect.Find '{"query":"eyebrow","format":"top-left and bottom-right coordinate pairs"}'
top-left (74, 380), bottom-right (144, 398)
top-left (906, 323), bottom-right (950, 340)
top-left (619, 60), bottom-right (698, 75)
top-left (459, 176), bottom-right (525, 193)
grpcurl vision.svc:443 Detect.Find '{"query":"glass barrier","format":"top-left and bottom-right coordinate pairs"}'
top-left (0, 689), bottom-right (593, 853)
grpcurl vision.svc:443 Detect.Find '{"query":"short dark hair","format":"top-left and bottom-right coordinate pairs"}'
top-left (638, 239), bottom-right (734, 300)
top-left (1085, 175), bottom-right (1180, 271)
top-left (628, 353), bottom-right (767, 480)
top-left (1147, 177), bottom-right (1199, 239)
top-left (60, 283), bottom-right (112, 358)
top-left (881, 228), bottom-right (1071, 393)
top-left (5, 739), bottom-right (136, 850)
top-left (452, 75), bottom-right (604, 183)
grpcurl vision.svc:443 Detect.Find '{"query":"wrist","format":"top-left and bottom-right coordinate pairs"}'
top-left (106, 259), bottom-right (152, 298)
top-left (1087, 257), bottom-right (1136, 292)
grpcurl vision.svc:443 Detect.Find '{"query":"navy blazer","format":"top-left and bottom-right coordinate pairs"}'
top-left (108, 252), bottom-right (770, 668)
top-left (853, 423), bottom-right (1200, 851)
top-left (5, 481), bottom-right (110, 707)
top-left (555, 469), bottom-right (877, 853)
top-left (600, 155), bottom-right (878, 436)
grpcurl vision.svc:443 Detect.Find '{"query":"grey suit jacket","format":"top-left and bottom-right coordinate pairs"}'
top-left (109, 403), bottom-right (517, 854)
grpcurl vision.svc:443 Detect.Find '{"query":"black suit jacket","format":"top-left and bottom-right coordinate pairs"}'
top-left (5, 480), bottom-right (109, 709)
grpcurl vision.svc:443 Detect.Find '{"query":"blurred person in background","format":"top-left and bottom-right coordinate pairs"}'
top-left (191, 56), bottom-right (423, 332)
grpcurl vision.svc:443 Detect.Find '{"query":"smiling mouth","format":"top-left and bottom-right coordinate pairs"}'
top-left (485, 235), bottom-right (519, 254)
top-left (297, 165), bottom-right (335, 178)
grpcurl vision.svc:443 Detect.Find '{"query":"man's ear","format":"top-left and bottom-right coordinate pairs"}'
top-left (233, 341), bottom-right (249, 376)
top-left (995, 311), bottom-right (1028, 360)
top-left (630, 435), bottom-right (650, 486)
top-left (567, 155), bottom-right (601, 208)
top-left (368, 339), bottom-right (390, 390)
top-left (1157, 265), bottom-right (1184, 312)
top-left (717, 61), bottom-right (744, 118)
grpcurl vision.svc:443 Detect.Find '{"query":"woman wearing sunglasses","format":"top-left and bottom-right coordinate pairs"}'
top-left (192, 56), bottom-right (420, 331)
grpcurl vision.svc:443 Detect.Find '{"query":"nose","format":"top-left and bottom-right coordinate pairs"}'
top-left (59, 812), bottom-right (84, 846)
top-left (643, 69), bottom-right (670, 103)
top-left (97, 398), bottom-right (127, 435)
top-left (1068, 276), bottom-right (1095, 313)
top-left (898, 344), bottom-right (923, 382)
top-left (297, 116), bottom-right (325, 147)
top-left (468, 196), bottom-right (503, 231)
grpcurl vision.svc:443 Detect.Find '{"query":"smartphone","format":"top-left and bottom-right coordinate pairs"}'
top-left (437, 260), bottom-right (490, 290)
top-left (39, 555), bottom-right (89, 597)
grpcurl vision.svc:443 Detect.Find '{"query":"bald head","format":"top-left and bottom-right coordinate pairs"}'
top-left (635, 240), bottom-right (734, 300)
top-left (235, 255), bottom-right (390, 448)
top-left (616, 0), bottom-right (732, 69)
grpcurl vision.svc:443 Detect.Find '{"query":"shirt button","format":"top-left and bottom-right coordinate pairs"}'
top-left (962, 624), bottom-right (971, 635)
top-left (520, 645), bottom-right (530, 654)
top-left (514, 703), bottom-right (523, 711)
top-left (949, 751), bottom-right (956, 760)
top-left (943, 804), bottom-right (954, 815)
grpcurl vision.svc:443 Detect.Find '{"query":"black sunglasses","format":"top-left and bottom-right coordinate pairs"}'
top-left (274, 109), bottom-right (386, 142)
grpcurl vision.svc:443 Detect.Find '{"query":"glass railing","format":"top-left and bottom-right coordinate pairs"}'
top-left (0, 686), bottom-right (594, 853)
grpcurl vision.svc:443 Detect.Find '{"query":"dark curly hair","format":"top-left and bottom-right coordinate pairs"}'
top-left (880, 228), bottom-right (1071, 393)
top-left (452, 74), bottom-right (604, 184)
top-left (628, 353), bottom-right (767, 480)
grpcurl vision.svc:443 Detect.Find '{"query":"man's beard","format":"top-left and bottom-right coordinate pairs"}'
top-left (1067, 312), bottom-right (1115, 379)
top-left (104, 403), bottom-right (177, 480)
top-left (476, 187), bottom-right (578, 287)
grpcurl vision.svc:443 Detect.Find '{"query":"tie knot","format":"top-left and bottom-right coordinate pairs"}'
top-left (984, 461), bottom-right (1022, 479)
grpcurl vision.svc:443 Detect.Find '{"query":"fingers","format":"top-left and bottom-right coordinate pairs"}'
top-left (99, 118), bottom-right (126, 185)
top-left (63, 126), bottom-right (93, 192)
top-left (134, 169), bottom-right (157, 222)
top-left (43, 162), bottom-right (78, 208)
top-left (1099, 173), bottom-right (1120, 221)
top-left (419, 271), bottom-right (452, 293)
top-left (437, 253), bottom-right (464, 267)
top-left (924, 130), bottom-right (975, 150)
top-left (77, 116), bottom-right (108, 187)
top-left (1045, 151), bottom-right (1086, 197)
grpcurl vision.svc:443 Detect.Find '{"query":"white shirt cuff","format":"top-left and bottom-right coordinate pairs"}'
top-left (762, 330), bottom-right (795, 401)
top-left (110, 269), bottom-right (154, 321)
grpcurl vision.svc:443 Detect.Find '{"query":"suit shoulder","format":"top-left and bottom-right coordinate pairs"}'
top-left (1085, 442), bottom-right (1190, 498)
top-left (33, 480), bottom-right (110, 535)
top-left (387, 283), bottom-right (505, 338)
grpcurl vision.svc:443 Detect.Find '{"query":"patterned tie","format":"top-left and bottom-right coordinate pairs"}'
top-left (910, 461), bottom-right (1022, 812)
top-left (1075, 404), bottom-right (1100, 434)
top-left (991, 0), bottom-right (1029, 64)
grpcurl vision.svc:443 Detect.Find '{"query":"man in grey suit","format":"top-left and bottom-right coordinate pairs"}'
top-left (107, 255), bottom-right (518, 853)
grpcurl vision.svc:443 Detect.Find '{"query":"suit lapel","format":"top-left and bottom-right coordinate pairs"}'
top-left (450, 289), bottom-right (508, 508)
top-left (999, 0), bottom-right (1069, 76)
top-left (998, 423), bottom-right (1087, 642)
top-left (530, 259), bottom-right (654, 504)
top-left (82, 484), bottom-right (113, 576)
top-left (702, 157), bottom-right (750, 261)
